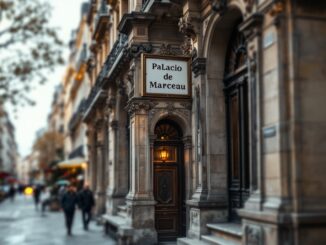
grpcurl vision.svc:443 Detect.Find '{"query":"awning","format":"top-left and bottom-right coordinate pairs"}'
top-left (0, 171), bottom-right (11, 179)
top-left (56, 158), bottom-right (87, 169)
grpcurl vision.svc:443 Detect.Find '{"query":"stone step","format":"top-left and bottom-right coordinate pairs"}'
top-left (201, 235), bottom-right (240, 245)
top-left (117, 205), bottom-right (127, 212)
top-left (117, 205), bottom-right (128, 218)
top-left (177, 237), bottom-right (208, 245)
top-left (205, 223), bottom-right (242, 245)
top-left (102, 214), bottom-right (129, 239)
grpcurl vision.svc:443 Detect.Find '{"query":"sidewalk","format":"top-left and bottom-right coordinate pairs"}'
top-left (0, 194), bottom-right (116, 245)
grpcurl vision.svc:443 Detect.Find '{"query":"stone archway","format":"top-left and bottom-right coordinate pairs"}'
top-left (202, 5), bottom-right (246, 216)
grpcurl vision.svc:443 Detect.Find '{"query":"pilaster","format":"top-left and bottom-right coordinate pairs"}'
top-left (124, 98), bottom-right (157, 244)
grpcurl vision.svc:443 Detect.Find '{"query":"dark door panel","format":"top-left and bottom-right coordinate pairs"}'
top-left (154, 164), bottom-right (179, 240)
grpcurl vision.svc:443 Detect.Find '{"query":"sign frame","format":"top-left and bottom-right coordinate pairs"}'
top-left (142, 53), bottom-right (192, 98)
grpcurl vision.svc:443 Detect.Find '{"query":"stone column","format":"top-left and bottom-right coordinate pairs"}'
top-left (95, 118), bottom-right (106, 216)
top-left (125, 99), bottom-right (157, 244)
top-left (106, 88), bottom-right (129, 215)
top-left (86, 121), bottom-right (97, 192)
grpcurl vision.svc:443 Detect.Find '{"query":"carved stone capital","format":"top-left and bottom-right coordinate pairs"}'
top-left (192, 57), bottom-right (206, 78)
top-left (127, 99), bottom-right (154, 115)
top-left (128, 43), bottom-right (152, 58)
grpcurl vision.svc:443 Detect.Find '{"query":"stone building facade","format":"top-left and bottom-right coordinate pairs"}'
top-left (0, 108), bottom-right (18, 176)
top-left (60, 3), bottom-right (92, 177)
top-left (80, 0), bottom-right (326, 244)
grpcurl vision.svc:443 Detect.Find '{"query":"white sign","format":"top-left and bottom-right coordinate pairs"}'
top-left (143, 55), bottom-right (190, 97)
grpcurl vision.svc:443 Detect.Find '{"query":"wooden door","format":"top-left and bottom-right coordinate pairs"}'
top-left (154, 161), bottom-right (180, 241)
top-left (224, 25), bottom-right (250, 221)
top-left (153, 120), bottom-right (185, 241)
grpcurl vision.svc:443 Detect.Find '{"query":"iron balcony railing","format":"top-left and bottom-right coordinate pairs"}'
top-left (83, 33), bottom-right (128, 114)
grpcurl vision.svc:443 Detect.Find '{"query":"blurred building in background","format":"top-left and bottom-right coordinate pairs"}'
top-left (41, 0), bottom-right (326, 244)
top-left (44, 2), bottom-right (92, 189)
top-left (48, 84), bottom-right (65, 135)
top-left (0, 108), bottom-right (18, 180)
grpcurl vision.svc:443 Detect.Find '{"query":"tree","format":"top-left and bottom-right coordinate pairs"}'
top-left (0, 0), bottom-right (63, 107)
top-left (33, 131), bottom-right (64, 169)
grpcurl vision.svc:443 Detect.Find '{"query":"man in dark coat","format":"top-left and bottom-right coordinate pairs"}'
top-left (61, 185), bottom-right (78, 235)
top-left (33, 185), bottom-right (41, 210)
top-left (77, 184), bottom-right (95, 230)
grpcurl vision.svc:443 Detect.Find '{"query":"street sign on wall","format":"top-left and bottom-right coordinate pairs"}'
top-left (142, 54), bottom-right (191, 98)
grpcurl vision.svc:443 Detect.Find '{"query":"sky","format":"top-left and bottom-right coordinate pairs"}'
top-left (8, 0), bottom-right (85, 157)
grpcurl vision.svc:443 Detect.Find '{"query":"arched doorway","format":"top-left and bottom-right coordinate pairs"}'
top-left (224, 22), bottom-right (250, 221)
top-left (153, 119), bottom-right (186, 241)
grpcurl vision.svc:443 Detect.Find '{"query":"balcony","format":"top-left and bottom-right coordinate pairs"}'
top-left (83, 33), bottom-right (128, 119)
top-left (68, 99), bottom-right (86, 132)
top-left (141, 0), bottom-right (182, 12)
top-left (93, 0), bottom-right (111, 40)
top-left (68, 145), bottom-right (85, 159)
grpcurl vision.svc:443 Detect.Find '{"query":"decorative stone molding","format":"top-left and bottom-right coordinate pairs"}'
top-left (125, 64), bottom-right (135, 98)
top-left (127, 99), bottom-right (155, 115)
top-left (179, 101), bottom-right (192, 110)
top-left (116, 79), bottom-right (126, 96)
top-left (180, 37), bottom-right (193, 56)
top-left (245, 224), bottom-right (263, 245)
top-left (178, 16), bottom-right (197, 41)
top-left (178, 15), bottom-right (199, 56)
top-left (209, 0), bottom-right (227, 14)
top-left (240, 13), bottom-right (263, 41)
top-left (192, 57), bottom-right (206, 78)
top-left (128, 43), bottom-right (152, 58)
top-left (183, 136), bottom-right (192, 149)
top-left (159, 43), bottom-right (177, 56)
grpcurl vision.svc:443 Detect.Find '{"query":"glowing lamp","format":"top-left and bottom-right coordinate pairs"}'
top-left (159, 148), bottom-right (169, 162)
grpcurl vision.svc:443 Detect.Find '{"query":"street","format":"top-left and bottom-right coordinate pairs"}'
top-left (0, 195), bottom-right (116, 245)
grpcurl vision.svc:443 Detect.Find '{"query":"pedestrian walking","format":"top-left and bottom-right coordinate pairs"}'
top-left (41, 187), bottom-right (51, 214)
top-left (33, 185), bottom-right (41, 210)
top-left (77, 184), bottom-right (95, 230)
top-left (8, 185), bottom-right (16, 202)
top-left (61, 185), bottom-right (78, 236)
